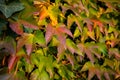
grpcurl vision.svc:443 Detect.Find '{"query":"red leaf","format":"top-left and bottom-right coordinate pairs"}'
top-left (91, 19), bottom-right (104, 33)
top-left (25, 44), bottom-right (32, 56)
top-left (66, 54), bottom-right (74, 67)
top-left (45, 24), bottom-right (55, 44)
top-left (8, 55), bottom-right (17, 72)
top-left (17, 33), bottom-right (34, 55)
top-left (88, 68), bottom-right (95, 80)
top-left (56, 32), bottom-right (66, 46)
top-left (84, 18), bottom-right (93, 32)
top-left (19, 20), bottom-right (39, 30)
top-left (56, 26), bottom-right (73, 38)
top-left (84, 48), bottom-right (95, 63)
top-left (57, 44), bottom-right (65, 54)
top-left (9, 22), bottom-right (23, 35)
top-left (104, 72), bottom-right (110, 80)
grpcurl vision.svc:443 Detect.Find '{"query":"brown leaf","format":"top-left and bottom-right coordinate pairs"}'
top-left (45, 24), bottom-right (55, 44)
top-left (9, 22), bottom-right (23, 35)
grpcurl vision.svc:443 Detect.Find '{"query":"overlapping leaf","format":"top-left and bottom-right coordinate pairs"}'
top-left (17, 33), bottom-right (34, 55)
top-left (0, 1), bottom-right (24, 18)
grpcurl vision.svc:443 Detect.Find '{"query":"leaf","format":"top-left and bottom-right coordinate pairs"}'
top-left (91, 19), bottom-right (104, 33)
top-left (81, 61), bottom-right (94, 72)
top-left (97, 43), bottom-right (107, 56)
top-left (57, 44), bottom-right (65, 55)
top-left (33, 30), bottom-right (46, 46)
top-left (56, 26), bottom-right (73, 38)
top-left (30, 69), bottom-right (39, 80)
top-left (104, 72), bottom-right (110, 80)
top-left (17, 33), bottom-right (34, 55)
top-left (0, 73), bottom-right (10, 80)
top-left (99, 0), bottom-right (120, 3)
top-left (0, 18), bottom-right (7, 32)
top-left (74, 27), bottom-right (81, 38)
top-left (47, 5), bottom-right (60, 25)
top-left (66, 39), bottom-right (83, 56)
top-left (66, 53), bottom-right (74, 67)
top-left (45, 24), bottom-right (54, 44)
top-left (56, 32), bottom-right (66, 46)
top-left (84, 18), bottom-right (93, 32)
top-left (8, 55), bottom-right (17, 72)
top-left (39, 70), bottom-right (50, 80)
top-left (9, 22), bottom-right (23, 35)
top-left (109, 48), bottom-right (120, 59)
top-left (84, 48), bottom-right (95, 63)
top-left (88, 68), bottom-right (95, 80)
top-left (39, 6), bottom-right (48, 20)
top-left (0, 1), bottom-right (24, 18)
top-left (16, 48), bottom-right (25, 56)
top-left (19, 20), bottom-right (39, 30)
top-left (0, 36), bottom-right (16, 55)
top-left (103, 59), bottom-right (114, 69)
top-left (87, 31), bottom-right (96, 41)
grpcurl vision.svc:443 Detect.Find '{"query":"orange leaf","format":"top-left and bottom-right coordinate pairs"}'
top-left (92, 19), bottom-right (104, 33)
top-left (39, 6), bottom-right (48, 20)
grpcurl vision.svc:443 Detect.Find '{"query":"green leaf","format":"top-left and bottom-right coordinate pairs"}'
top-left (30, 69), bottom-right (39, 80)
top-left (16, 48), bottom-right (25, 56)
top-left (74, 27), bottom-right (81, 38)
top-left (34, 30), bottom-right (46, 46)
top-left (97, 43), bottom-right (107, 55)
top-left (39, 70), bottom-right (50, 80)
top-left (0, 1), bottom-right (24, 18)
top-left (66, 39), bottom-right (83, 56)
top-left (81, 61), bottom-right (94, 72)
top-left (0, 18), bottom-right (7, 31)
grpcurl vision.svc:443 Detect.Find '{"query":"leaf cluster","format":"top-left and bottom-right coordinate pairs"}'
top-left (0, 0), bottom-right (120, 80)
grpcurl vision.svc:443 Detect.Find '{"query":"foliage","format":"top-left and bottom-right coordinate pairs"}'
top-left (0, 0), bottom-right (120, 80)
